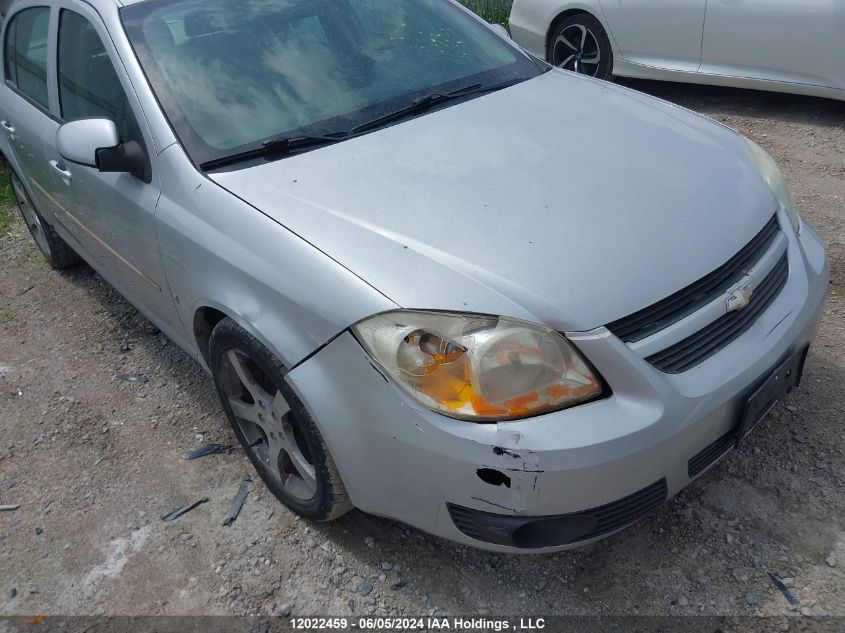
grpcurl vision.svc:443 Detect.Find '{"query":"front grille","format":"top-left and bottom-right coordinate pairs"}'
top-left (688, 429), bottom-right (735, 478)
top-left (447, 479), bottom-right (667, 548)
top-left (607, 216), bottom-right (780, 343)
top-left (647, 253), bottom-right (789, 373)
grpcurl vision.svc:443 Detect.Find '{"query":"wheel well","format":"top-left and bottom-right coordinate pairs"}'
top-left (193, 306), bottom-right (228, 366)
top-left (546, 9), bottom-right (592, 60)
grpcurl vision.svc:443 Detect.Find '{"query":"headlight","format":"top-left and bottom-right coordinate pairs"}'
top-left (743, 136), bottom-right (801, 234)
top-left (352, 311), bottom-right (603, 421)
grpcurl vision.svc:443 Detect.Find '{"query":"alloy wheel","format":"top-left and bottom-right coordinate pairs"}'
top-left (552, 24), bottom-right (602, 77)
top-left (219, 349), bottom-right (317, 501)
top-left (10, 173), bottom-right (52, 257)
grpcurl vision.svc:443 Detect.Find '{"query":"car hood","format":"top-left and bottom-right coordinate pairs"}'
top-left (210, 70), bottom-right (777, 332)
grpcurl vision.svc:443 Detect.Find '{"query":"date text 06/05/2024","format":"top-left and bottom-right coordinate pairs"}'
top-left (290, 617), bottom-right (547, 631)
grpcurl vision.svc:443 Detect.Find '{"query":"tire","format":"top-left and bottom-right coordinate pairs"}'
top-left (548, 13), bottom-right (613, 81)
top-left (7, 168), bottom-right (82, 269)
top-left (209, 317), bottom-right (352, 521)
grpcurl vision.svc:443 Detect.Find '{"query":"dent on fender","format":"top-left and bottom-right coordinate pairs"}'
top-left (153, 146), bottom-right (398, 369)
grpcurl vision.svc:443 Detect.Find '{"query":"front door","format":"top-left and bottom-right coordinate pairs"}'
top-left (598, 0), bottom-right (708, 72)
top-left (700, 0), bottom-right (845, 91)
top-left (41, 2), bottom-right (182, 332)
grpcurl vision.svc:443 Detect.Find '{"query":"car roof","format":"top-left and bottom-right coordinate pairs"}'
top-left (1, 0), bottom-right (132, 20)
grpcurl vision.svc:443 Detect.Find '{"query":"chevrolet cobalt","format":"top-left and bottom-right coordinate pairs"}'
top-left (0, 0), bottom-right (829, 551)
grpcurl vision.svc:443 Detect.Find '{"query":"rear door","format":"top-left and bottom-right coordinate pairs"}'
top-left (597, 0), bottom-right (707, 72)
top-left (700, 0), bottom-right (845, 90)
top-left (41, 1), bottom-right (182, 331)
top-left (1, 4), bottom-right (63, 222)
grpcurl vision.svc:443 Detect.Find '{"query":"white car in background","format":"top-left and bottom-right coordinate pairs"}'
top-left (509, 0), bottom-right (845, 102)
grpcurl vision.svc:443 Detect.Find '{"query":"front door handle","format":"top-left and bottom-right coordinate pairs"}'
top-left (50, 160), bottom-right (73, 181)
top-left (0, 120), bottom-right (15, 134)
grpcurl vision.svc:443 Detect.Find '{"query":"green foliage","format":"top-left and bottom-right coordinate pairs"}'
top-left (460, 0), bottom-right (511, 28)
top-left (0, 164), bottom-right (15, 234)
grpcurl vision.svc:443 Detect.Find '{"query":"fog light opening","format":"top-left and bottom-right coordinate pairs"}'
top-left (476, 468), bottom-right (511, 488)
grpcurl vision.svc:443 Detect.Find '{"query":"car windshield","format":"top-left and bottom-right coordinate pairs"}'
top-left (121, 0), bottom-right (543, 167)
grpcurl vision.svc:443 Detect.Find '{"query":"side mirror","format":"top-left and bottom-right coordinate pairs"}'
top-left (489, 23), bottom-right (510, 40)
top-left (56, 118), bottom-right (151, 183)
top-left (56, 119), bottom-right (119, 168)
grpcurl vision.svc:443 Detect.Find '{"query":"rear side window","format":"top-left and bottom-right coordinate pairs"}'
top-left (57, 10), bottom-right (134, 142)
top-left (3, 6), bottom-right (51, 108)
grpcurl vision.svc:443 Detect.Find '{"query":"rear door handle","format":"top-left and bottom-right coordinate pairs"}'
top-left (0, 120), bottom-right (15, 134)
top-left (50, 160), bottom-right (73, 181)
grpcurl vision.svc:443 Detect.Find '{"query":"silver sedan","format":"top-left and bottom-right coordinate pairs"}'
top-left (509, 0), bottom-right (845, 101)
top-left (0, 0), bottom-right (829, 552)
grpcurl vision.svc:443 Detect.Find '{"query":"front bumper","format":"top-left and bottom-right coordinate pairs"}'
top-left (286, 223), bottom-right (829, 553)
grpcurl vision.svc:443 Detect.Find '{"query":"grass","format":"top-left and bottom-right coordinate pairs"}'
top-left (460, 0), bottom-right (511, 28)
top-left (0, 163), bottom-right (15, 235)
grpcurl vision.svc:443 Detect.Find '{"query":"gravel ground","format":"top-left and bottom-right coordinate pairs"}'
top-left (0, 81), bottom-right (843, 627)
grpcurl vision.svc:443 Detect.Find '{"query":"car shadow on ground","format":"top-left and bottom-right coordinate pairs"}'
top-left (616, 78), bottom-right (845, 128)
top-left (55, 259), bottom-right (217, 397)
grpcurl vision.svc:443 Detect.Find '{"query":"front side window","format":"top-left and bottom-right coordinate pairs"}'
top-left (3, 6), bottom-right (50, 108)
top-left (58, 9), bottom-right (133, 141)
top-left (121, 0), bottom-right (542, 166)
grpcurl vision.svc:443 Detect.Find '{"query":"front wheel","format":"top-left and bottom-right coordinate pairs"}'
top-left (548, 13), bottom-right (613, 80)
top-left (209, 317), bottom-right (352, 521)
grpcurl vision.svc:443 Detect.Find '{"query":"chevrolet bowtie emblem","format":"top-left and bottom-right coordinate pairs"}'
top-left (727, 282), bottom-right (754, 312)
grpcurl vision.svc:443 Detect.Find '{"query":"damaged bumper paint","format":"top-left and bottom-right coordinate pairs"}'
top-left (285, 225), bottom-right (829, 553)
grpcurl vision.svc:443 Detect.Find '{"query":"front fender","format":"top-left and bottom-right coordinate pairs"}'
top-left (154, 145), bottom-right (397, 369)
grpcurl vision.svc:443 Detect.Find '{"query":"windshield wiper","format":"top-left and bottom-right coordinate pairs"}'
top-left (200, 81), bottom-right (522, 171)
top-left (201, 133), bottom-right (351, 171)
top-left (351, 80), bottom-right (518, 135)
